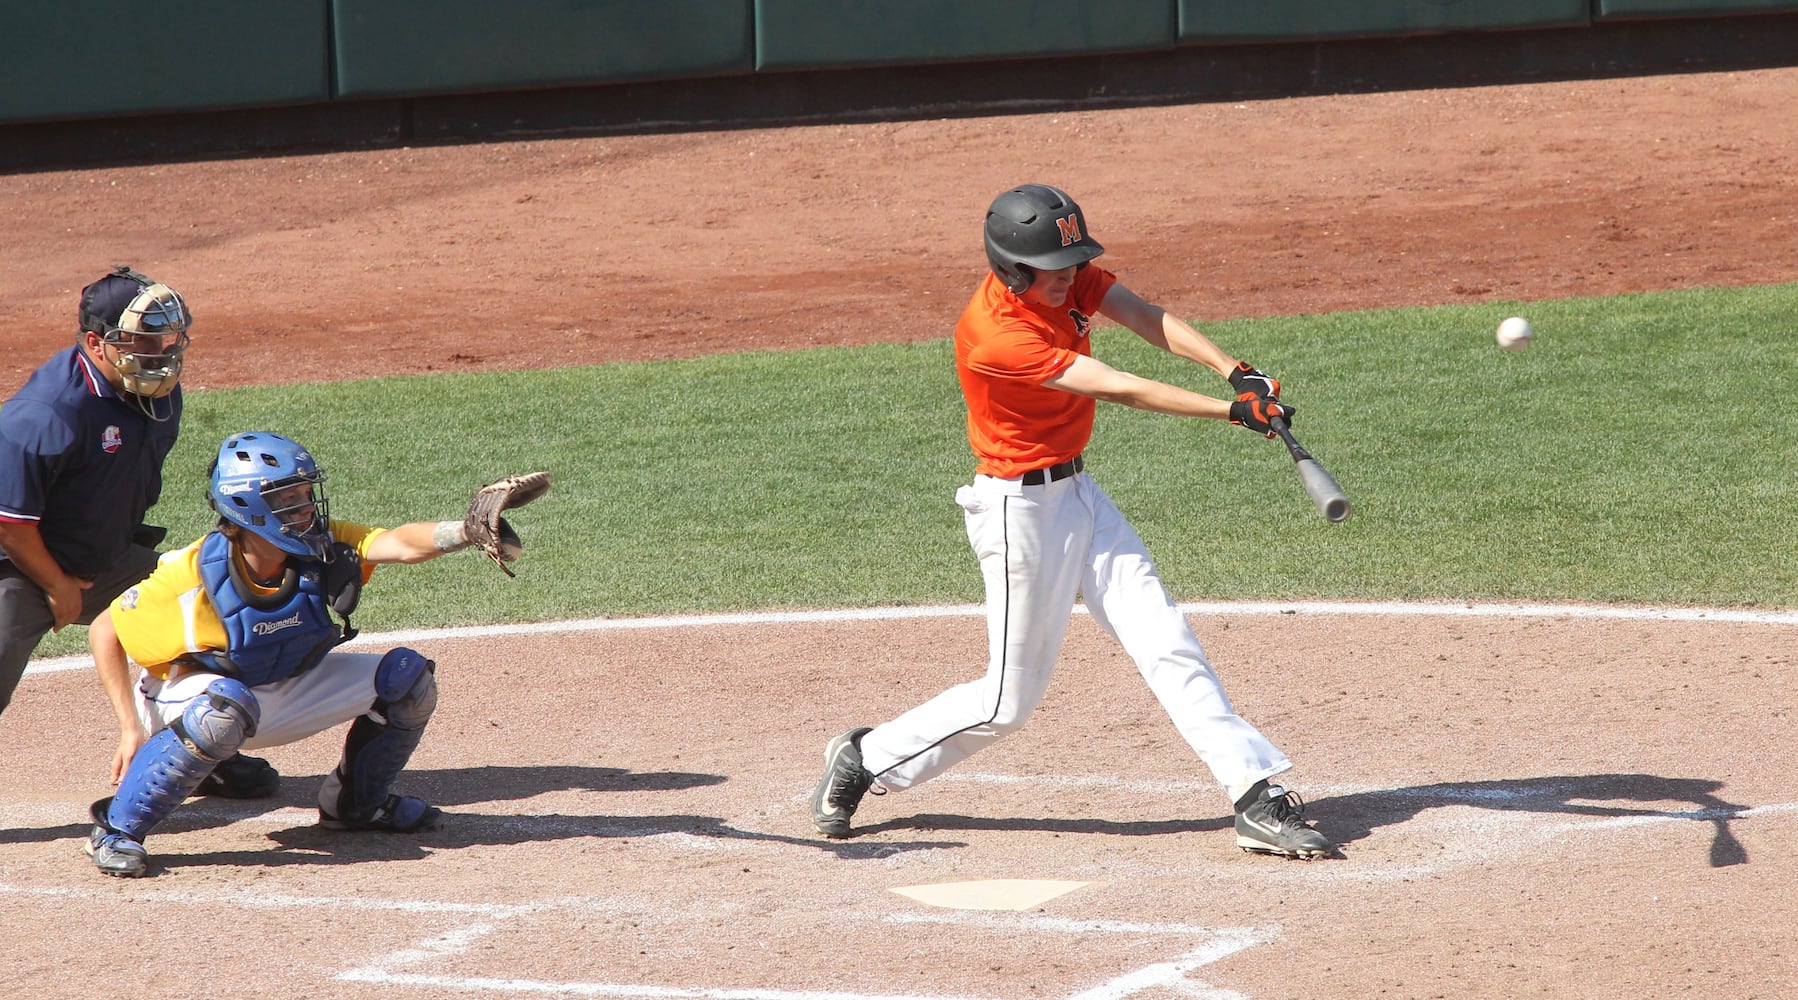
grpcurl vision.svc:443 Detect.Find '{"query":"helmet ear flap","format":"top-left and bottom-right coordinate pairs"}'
top-left (1005, 263), bottom-right (1035, 295)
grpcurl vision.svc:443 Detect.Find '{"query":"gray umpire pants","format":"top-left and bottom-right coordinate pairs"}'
top-left (0, 545), bottom-right (159, 716)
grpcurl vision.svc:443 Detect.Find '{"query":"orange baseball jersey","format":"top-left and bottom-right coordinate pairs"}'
top-left (955, 264), bottom-right (1119, 478)
top-left (109, 521), bottom-right (384, 679)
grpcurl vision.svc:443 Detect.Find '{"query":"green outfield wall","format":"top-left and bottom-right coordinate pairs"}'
top-left (1179, 1), bottom-right (1589, 43)
top-left (752, 0), bottom-right (1176, 71)
top-left (331, 0), bottom-right (754, 99)
top-left (3, 1), bottom-right (1795, 165)
top-left (0, 1), bottom-right (329, 123)
top-left (1595, 0), bottom-right (1798, 16)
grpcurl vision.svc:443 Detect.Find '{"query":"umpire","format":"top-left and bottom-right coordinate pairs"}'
top-left (0, 266), bottom-right (276, 797)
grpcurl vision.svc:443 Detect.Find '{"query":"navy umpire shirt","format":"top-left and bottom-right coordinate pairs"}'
top-left (0, 346), bottom-right (181, 579)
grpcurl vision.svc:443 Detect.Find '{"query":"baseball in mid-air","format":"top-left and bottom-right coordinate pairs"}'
top-left (1496, 316), bottom-right (1533, 350)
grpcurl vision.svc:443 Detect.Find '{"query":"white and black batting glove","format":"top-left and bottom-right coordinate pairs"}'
top-left (1228, 361), bottom-right (1281, 400)
top-left (1229, 397), bottom-right (1295, 439)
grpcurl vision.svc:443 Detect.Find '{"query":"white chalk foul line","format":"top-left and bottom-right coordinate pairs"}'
top-left (24, 598), bottom-right (1796, 676)
top-left (0, 878), bottom-right (1269, 1000)
top-left (0, 881), bottom-right (537, 916)
top-left (871, 910), bottom-right (1264, 939)
top-left (1064, 931), bottom-right (1271, 1000)
top-left (337, 971), bottom-right (994, 1000)
top-left (338, 906), bottom-right (1274, 1000)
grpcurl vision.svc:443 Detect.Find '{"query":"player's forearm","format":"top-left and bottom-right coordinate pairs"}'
top-left (1101, 286), bottom-right (1234, 378)
top-left (0, 520), bottom-right (72, 591)
top-left (1047, 356), bottom-right (1233, 420)
top-left (1097, 374), bottom-right (1233, 420)
top-left (1071, 374), bottom-right (1229, 422)
top-left (1155, 313), bottom-right (1235, 378)
top-left (89, 612), bottom-right (143, 735)
top-left (364, 521), bottom-right (460, 564)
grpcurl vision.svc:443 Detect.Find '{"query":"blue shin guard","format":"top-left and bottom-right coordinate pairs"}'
top-left (321, 648), bottom-right (439, 830)
top-left (105, 677), bottom-right (260, 842)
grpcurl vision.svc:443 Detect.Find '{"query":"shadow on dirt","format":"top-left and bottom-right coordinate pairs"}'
top-left (399, 763), bottom-right (728, 803)
top-left (861, 773), bottom-right (1755, 868)
top-left (35, 763), bottom-right (962, 874)
top-left (1315, 773), bottom-right (1754, 868)
top-left (856, 813), bottom-right (1226, 839)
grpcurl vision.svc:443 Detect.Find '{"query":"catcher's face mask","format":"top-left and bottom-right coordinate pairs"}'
top-left (97, 281), bottom-right (191, 415)
top-left (259, 473), bottom-right (331, 558)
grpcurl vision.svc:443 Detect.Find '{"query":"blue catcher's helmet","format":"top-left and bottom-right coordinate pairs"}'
top-left (208, 431), bottom-right (331, 560)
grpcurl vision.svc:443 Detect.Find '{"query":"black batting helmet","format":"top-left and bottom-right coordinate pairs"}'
top-left (983, 184), bottom-right (1105, 294)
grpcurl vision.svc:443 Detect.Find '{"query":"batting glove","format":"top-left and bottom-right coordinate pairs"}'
top-left (1228, 361), bottom-right (1281, 400)
top-left (1229, 397), bottom-right (1295, 438)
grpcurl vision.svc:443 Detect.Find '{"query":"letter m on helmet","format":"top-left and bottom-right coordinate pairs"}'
top-left (1055, 214), bottom-right (1083, 247)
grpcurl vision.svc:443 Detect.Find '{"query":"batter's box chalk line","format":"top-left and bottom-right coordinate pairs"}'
top-left (335, 900), bottom-right (1278, 1000)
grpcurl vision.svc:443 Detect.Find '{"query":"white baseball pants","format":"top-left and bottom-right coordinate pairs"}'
top-left (135, 652), bottom-right (390, 750)
top-left (859, 470), bottom-right (1292, 805)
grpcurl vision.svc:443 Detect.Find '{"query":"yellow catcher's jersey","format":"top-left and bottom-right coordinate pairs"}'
top-left (110, 521), bottom-right (385, 679)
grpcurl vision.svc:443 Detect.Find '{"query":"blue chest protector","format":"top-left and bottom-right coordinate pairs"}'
top-left (189, 532), bottom-right (343, 687)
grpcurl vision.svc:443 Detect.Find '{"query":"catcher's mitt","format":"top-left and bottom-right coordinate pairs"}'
top-left (464, 472), bottom-right (551, 577)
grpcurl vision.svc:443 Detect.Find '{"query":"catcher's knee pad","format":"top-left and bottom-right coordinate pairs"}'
top-left (181, 676), bottom-right (261, 756)
top-left (108, 678), bottom-right (258, 841)
top-left (373, 647), bottom-right (437, 730)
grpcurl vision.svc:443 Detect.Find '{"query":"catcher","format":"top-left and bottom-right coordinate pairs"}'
top-left (83, 430), bottom-right (548, 877)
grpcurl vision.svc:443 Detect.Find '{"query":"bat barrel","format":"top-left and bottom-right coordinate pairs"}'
top-left (1295, 459), bottom-right (1351, 523)
top-left (1268, 415), bottom-right (1349, 522)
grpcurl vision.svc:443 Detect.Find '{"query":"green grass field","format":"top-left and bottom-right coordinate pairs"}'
top-left (29, 282), bottom-right (1797, 658)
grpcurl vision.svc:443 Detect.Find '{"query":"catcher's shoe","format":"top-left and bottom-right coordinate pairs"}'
top-left (193, 752), bottom-right (280, 799)
top-left (319, 794), bottom-right (442, 833)
top-left (83, 798), bottom-right (149, 878)
top-left (811, 727), bottom-right (875, 838)
top-left (1234, 780), bottom-right (1333, 859)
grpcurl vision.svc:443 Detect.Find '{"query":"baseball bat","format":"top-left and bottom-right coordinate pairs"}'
top-left (1268, 416), bottom-right (1350, 523)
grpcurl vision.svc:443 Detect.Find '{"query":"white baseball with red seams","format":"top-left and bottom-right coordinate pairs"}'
top-left (1497, 316), bottom-right (1533, 350)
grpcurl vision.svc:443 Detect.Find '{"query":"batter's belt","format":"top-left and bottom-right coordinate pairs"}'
top-left (1020, 454), bottom-right (1084, 486)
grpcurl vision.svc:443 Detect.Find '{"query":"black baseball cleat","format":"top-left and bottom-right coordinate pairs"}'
top-left (810, 727), bottom-right (875, 838)
top-left (1234, 780), bottom-right (1334, 859)
top-left (83, 797), bottom-right (149, 878)
top-left (319, 794), bottom-right (442, 833)
top-left (193, 752), bottom-right (280, 799)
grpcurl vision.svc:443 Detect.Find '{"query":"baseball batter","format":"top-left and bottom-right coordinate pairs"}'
top-left (84, 431), bottom-right (548, 877)
top-left (809, 184), bottom-right (1332, 859)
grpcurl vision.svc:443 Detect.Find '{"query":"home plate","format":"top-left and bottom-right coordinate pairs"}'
top-left (890, 879), bottom-right (1099, 911)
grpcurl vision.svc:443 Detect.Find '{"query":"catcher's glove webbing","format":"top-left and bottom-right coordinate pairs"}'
top-left (463, 472), bottom-right (551, 577)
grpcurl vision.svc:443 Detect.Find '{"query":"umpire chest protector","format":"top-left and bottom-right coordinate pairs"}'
top-left (188, 532), bottom-right (343, 687)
